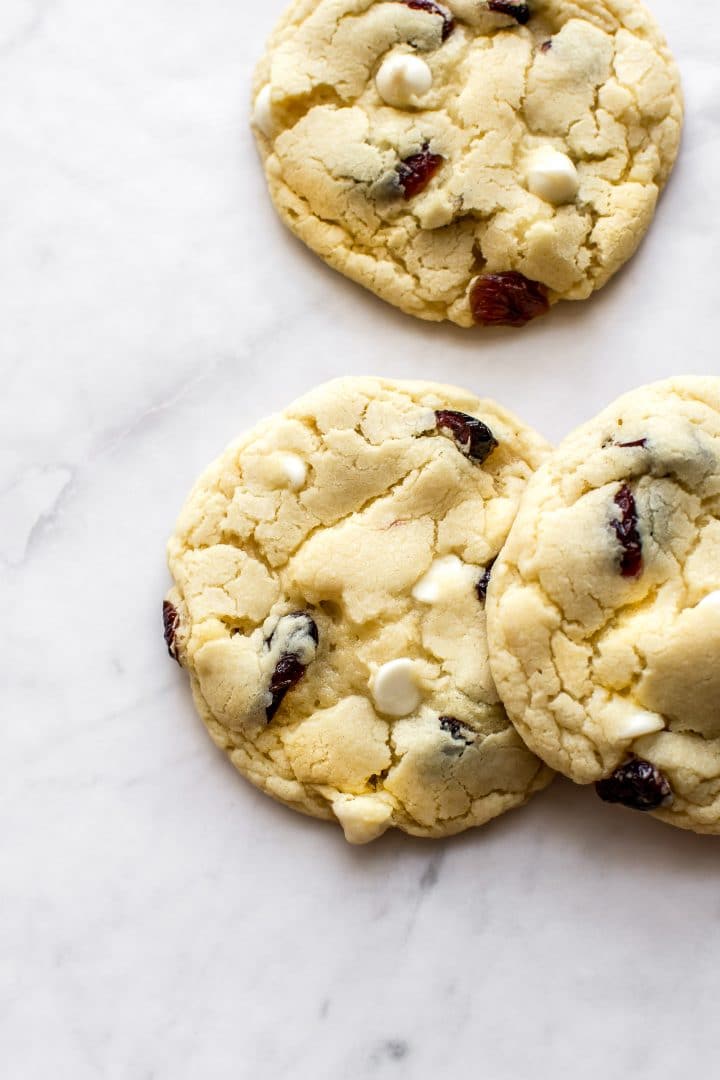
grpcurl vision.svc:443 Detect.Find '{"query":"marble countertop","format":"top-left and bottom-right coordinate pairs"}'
top-left (3, 1), bottom-right (719, 1077)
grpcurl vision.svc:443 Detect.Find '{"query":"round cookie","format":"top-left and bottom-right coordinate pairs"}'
top-left (486, 377), bottom-right (720, 835)
top-left (252, 0), bottom-right (683, 328)
top-left (164, 377), bottom-right (553, 843)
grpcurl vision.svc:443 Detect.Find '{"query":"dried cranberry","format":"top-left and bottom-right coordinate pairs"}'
top-left (440, 716), bottom-right (471, 742)
top-left (540, 39), bottom-right (552, 53)
top-left (596, 759), bottom-right (672, 812)
top-left (470, 272), bottom-right (549, 328)
top-left (435, 410), bottom-right (498, 464)
top-left (488, 1), bottom-right (531, 24)
top-left (163, 600), bottom-right (180, 664)
top-left (265, 612), bottom-right (319, 722)
top-left (612, 485), bottom-right (643, 578)
top-left (397, 144), bottom-right (444, 199)
top-left (267, 656), bottom-right (307, 722)
top-left (617, 438), bottom-right (648, 449)
top-left (476, 559), bottom-right (496, 603)
top-left (400, 0), bottom-right (455, 40)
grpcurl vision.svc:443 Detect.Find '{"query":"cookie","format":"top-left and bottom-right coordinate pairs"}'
top-left (251, 0), bottom-right (682, 327)
top-left (165, 377), bottom-right (553, 843)
top-left (486, 377), bottom-right (720, 834)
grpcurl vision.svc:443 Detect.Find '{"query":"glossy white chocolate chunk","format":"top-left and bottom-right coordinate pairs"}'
top-left (332, 795), bottom-right (393, 845)
top-left (526, 147), bottom-right (579, 205)
top-left (697, 590), bottom-right (720, 609)
top-left (278, 452), bottom-right (308, 491)
top-left (375, 53), bottom-right (433, 108)
top-left (602, 696), bottom-right (666, 742)
top-left (371, 658), bottom-right (422, 717)
top-left (252, 84), bottom-right (275, 137)
top-left (412, 555), bottom-right (469, 603)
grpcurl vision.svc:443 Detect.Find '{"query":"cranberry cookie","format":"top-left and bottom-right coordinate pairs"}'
top-left (165, 378), bottom-right (553, 842)
top-left (486, 378), bottom-right (720, 834)
top-left (252, 0), bottom-right (682, 327)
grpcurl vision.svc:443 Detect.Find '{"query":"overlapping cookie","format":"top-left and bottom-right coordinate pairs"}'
top-left (252, 0), bottom-right (682, 327)
top-left (165, 378), bottom-right (553, 842)
top-left (486, 378), bottom-right (720, 834)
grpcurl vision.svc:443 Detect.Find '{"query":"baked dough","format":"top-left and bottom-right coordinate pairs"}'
top-left (165, 377), bottom-right (553, 842)
top-left (487, 378), bottom-right (720, 834)
top-left (252, 0), bottom-right (683, 326)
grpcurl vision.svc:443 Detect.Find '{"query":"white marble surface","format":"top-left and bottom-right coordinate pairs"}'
top-left (2, 2), bottom-right (720, 1077)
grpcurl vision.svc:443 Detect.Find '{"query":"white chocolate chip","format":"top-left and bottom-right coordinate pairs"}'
top-left (252, 84), bottom-right (275, 138)
top-left (615, 710), bottom-right (666, 740)
top-left (697, 590), bottom-right (720, 609)
top-left (412, 555), bottom-right (469, 604)
top-left (376, 53), bottom-right (433, 108)
top-left (278, 452), bottom-right (307, 491)
top-left (602, 696), bottom-right (666, 742)
top-left (526, 147), bottom-right (579, 205)
top-left (253, 451), bottom-right (308, 491)
top-left (332, 795), bottom-right (393, 845)
top-left (371, 659), bottom-right (422, 717)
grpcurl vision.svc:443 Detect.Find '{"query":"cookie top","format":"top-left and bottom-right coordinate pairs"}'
top-left (252, 0), bottom-right (682, 327)
top-left (165, 377), bottom-right (553, 842)
top-left (486, 378), bottom-right (720, 834)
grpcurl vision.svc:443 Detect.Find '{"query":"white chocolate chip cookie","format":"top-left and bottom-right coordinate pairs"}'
top-left (164, 378), bottom-right (553, 843)
top-left (252, 0), bottom-right (682, 327)
top-left (486, 377), bottom-right (720, 834)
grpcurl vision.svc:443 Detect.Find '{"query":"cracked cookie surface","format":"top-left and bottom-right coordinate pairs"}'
top-left (165, 377), bottom-right (553, 842)
top-left (252, 0), bottom-right (682, 327)
top-left (486, 377), bottom-right (720, 834)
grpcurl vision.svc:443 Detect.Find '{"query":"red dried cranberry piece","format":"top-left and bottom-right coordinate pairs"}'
top-left (476, 559), bottom-right (497, 603)
top-left (596, 759), bottom-right (672, 812)
top-left (435, 410), bottom-right (498, 464)
top-left (267, 655), bottom-right (307, 722)
top-left (265, 612), bottom-right (319, 722)
top-left (540, 39), bottom-right (552, 53)
top-left (617, 438), bottom-right (648, 449)
top-left (163, 600), bottom-right (181, 664)
top-left (397, 143), bottom-right (444, 199)
top-left (612, 485), bottom-right (643, 578)
top-left (488, 1), bottom-right (531, 23)
top-left (470, 272), bottom-right (549, 328)
top-left (401, 0), bottom-right (455, 40)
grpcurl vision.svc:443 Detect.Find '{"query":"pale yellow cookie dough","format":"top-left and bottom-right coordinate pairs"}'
top-left (486, 377), bottom-right (720, 834)
top-left (165, 377), bottom-right (553, 842)
top-left (252, 0), bottom-right (683, 326)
